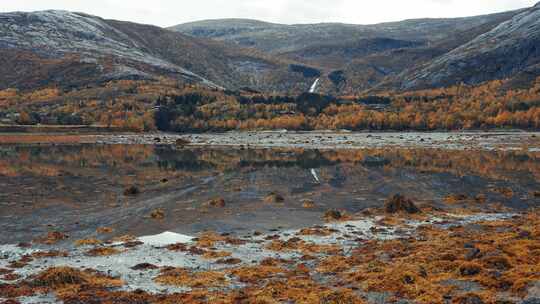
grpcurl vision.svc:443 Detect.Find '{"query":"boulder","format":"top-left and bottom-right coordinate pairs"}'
top-left (384, 194), bottom-right (421, 214)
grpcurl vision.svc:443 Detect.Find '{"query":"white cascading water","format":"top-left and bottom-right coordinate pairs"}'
top-left (309, 78), bottom-right (320, 93)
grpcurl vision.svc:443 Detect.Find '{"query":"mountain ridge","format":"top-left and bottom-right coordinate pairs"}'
top-left (1, 4), bottom-right (539, 95)
top-left (0, 10), bottom-right (318, 93)
top-left (170, 6), bottom-right (537, 93)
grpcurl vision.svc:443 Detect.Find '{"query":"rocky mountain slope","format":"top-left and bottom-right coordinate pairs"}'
top-left (390, 3), bottom-right (540, 90)
top-left (1, 3), bottom-right (540, 95)
top-left (172, 6), bottom-right (540, 93)
top-left (171, 11), bottom-right (522, 55)
top-left (0, 10), bottom-right (316, 92)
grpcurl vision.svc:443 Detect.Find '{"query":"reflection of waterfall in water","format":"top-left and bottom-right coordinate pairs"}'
top-left (309, 78), bottom-right (320, 93)
top-left (311, 168), bottom-right (320, 183)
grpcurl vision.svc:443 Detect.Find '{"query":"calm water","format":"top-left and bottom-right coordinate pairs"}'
top-left (1, 144), bottom-right (539, 244)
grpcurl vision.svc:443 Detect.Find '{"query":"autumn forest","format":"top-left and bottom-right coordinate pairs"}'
top-left (1, 76), bottom-right (540, 132)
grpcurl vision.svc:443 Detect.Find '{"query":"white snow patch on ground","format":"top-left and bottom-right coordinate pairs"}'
top-left (138, 231), bottom-right (194, 246)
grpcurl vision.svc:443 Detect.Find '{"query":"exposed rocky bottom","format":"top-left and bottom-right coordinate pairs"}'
top-left (1, 204), bottom-right (539, 304)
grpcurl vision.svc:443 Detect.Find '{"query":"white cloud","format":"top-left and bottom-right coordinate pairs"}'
top-left (1, 0), bottom-right (537, 27)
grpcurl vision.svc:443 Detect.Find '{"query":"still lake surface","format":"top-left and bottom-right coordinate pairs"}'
top-left (0, 142), bottom-right (539, 244)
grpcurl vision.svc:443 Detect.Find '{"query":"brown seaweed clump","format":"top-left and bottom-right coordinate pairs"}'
top-left (155, 267), bottom-right (227, 288)
top-left (85, 247), bottom-right (121, 257)
top-left (30, 266), bottom-right (122, 290)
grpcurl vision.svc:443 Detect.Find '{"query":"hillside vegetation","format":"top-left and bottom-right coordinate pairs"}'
top-left (2, 77), bottom-right (540, 132)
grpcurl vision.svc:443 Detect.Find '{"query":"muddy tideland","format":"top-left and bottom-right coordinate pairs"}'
top-left (0, 131), bottom-right (539, 303)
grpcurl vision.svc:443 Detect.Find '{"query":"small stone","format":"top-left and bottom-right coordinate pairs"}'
top-left (150, 208), bottom-right (165, 219)
top-left (302, 200), bottom-right (316, 208)
top-left (264, 192), bottom-right (285, 203)
top-left (205, 198), bottom-right (226, 208)
top-left (518, 230), bottom-right (532, 239)
top-left (460, 263), bottom-right (482, 276)
top-left (175, 138), bottom-right (191, 146)
top-left (131, 263), bottom-right (159, 271)
top-left (124, 185), bottom-right (139, 196)
top-left (323, 209), bottom-right (342, 221)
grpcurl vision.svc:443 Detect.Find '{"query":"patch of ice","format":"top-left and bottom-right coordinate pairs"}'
top-left (138, 231), bottom-right (193, 246)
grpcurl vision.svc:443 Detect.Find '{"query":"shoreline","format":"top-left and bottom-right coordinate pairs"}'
top-left (0, 131), bottom-right (539, 151)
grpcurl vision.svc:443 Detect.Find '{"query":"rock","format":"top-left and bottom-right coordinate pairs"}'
top-left (123, 185), bottom-right (140, 196)
top-left (323, 209), bottom-right (343, 221)
top-left (521, 299), bottom-right (540, 304)
top-left (205, 198), bottom-right (226, 208)
top-left (465, 248), bottom-right (481, 261)
top-left (440, 279), bottom-right (483, 293)
top-left (215, 258), bottom-right (242, 265)
top-left (474, 194), bottom-right (487, 203)
top-left (131, 263), bottom-right (159, 271)
top-left (264, 192), bottom-right (285, 203)
top-left (97, 227), bottom-right (114, 234)
top-left (445, 194), bottom-right (468, 204)
top-left (459, 263), bottom-right (482, 276)
top-left (384, 194), bottom-right (421, 214)
top-left (36, 231), bottom-right (69, 245)
top-left (150, 208), bottom-right (165, 219)
top-left (526, 281), bottom-right (540, 299)
top-left (175, 138), bottom-right (191, 146)
top-left (455, 294), bottom-right (485, 304)
top-left (518, 230), bottom-right (532, 239)
top-left (365, 291), bottom-right (393, 304)
top-left (302, 200), bottom-right (316, 208)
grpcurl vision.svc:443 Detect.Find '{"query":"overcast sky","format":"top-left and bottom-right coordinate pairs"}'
top-left (1, 0), bottom-right (538, 27)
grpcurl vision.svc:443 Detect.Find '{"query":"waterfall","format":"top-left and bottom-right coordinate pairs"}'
top-left (309, 78), bottom-right (320, 93)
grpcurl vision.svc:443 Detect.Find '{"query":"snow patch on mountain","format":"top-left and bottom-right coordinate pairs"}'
top-left (400, 6), bottom-right (540, 88)
top-left (0, 10), bottom-right (216, 85)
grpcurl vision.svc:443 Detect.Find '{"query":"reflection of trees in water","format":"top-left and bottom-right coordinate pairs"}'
top-left (155, 149), bottom-right (213, 171)
top-left (1, 145), bottom-right (540, 184)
